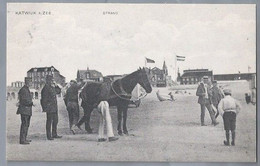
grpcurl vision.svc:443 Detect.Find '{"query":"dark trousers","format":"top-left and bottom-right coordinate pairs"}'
top-left (223, 112), bottom-right (236, 131)
top-left (200, 99), bottom-right (217, 125)
top-left (67, 101), bottom-right (79, 129)
top-left (46, 112), bottom-right (58, 138)
top-left (20, 114), bottom-right (31, 143)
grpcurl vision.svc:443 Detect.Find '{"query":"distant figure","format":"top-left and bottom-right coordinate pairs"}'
top-left (245, 93), bottom-right (251, 104)
top-left (7, 92), bottom-right (11, 101)
top-left (218, 89), bottom-right (241, 146)
top-left (210, 80), bottom-right (224, 119)
top-left (41, 75), bottom-right (62, 140)
top-left (196, 76), bottom-right (218, 126)
top-left (16, 77), bottom-right (33, 145)
top-left (168, 92), bottom-right (175, 101)
top-left (251, 88), bottom-right (256, 105)
top-left (156, 90), bottom-right (175, 101)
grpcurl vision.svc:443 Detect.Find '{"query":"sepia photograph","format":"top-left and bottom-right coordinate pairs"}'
top-left (6, 3), bottom-right (256, 162)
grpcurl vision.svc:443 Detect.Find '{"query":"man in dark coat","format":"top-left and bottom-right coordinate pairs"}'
top-left (64, 80), bottom-right (84, 134)
top-left (210, 80), bottom-right (224, 119)
top-left (41, 75), bottom-right (62, 140)
top-left (196, 76), bottom-right (219, 126)
top-left (17, 77), bottom-right (33, 145)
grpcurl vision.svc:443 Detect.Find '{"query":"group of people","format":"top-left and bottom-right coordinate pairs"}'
top-left (17, 75), bottom-right (63, 144)
top-left (16, 74), bottom-right (243, 146)
top-left (16, 75), bottom-right (118, 145)
top-left (196, 76), bottom-right (241, 146)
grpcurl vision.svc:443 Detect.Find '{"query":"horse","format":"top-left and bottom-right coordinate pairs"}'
top-left (76, 67), bottom-right (152, 135)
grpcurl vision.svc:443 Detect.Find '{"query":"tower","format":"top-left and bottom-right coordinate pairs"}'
top-left (163, 61), bottom-right (168, 76)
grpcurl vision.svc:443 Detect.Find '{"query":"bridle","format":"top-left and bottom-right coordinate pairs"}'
top-left (110, 70), bottom-right (150, 101)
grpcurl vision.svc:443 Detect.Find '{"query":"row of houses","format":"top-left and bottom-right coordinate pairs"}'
top-left (7, 64), bottom-right (256, 100)
top-left (7, 61), bottom-right (171, 100)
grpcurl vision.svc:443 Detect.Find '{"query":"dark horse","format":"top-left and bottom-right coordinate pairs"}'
top-left (76, 67), bottom-right (152, 135)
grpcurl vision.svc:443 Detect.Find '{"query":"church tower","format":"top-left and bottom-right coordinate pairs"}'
top-left (163, 61), bottom-right (168, 76)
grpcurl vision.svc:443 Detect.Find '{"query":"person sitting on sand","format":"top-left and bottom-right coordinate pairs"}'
top-left (156, 90), bottom-right (175, 101)
top-left (218, 89), bottom-right (241, 146)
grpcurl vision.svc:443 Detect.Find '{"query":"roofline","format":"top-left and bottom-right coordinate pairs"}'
top-left (214, 73), bottom-right (256, 76)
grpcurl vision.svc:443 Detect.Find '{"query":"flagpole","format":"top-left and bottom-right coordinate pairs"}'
top-left (175, 54), bottom-right (177, 82)
top-left (145, 57), bottom-right (147, 67)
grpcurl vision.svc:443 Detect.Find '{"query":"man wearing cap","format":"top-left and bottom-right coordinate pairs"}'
top-left (16, 77), bottom-right (34, 145)
top-left (218, 89), bottom-right (241, 146)
top-left (211, 80), bottom-right (224, 119)
top-left (196, 76), bottom-right (218, 126)
top-left (64, 80), bottom-right (85, 134)
top-left (41, 75), bottom-right (62, 140)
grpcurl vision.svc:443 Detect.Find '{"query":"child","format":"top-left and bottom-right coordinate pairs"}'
top-left (218, 89), bottom-right (241, 146)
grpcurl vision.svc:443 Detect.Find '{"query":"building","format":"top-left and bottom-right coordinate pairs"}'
top-left (27, 66), bottom-right (66, 89)
top-left (11, 81), bottom-right (24, 88)
top-left (77, 68), bottom-right (103, 82)
top-left (103, 75), bottom-right (123, 82)
top-left (147, 61), bottom-right (170, 87)
top-left (179, 69), bottom-right (213, 85)
top-left (213, 73), bottom-right (256, 81)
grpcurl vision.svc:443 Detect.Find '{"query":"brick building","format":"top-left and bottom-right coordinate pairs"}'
top-left (27, 66), bottom-right (66, 89)
top-left (178, 69), bottom-right (213, 85)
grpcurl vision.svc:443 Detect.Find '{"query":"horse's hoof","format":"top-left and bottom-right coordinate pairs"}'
top-left (86, 129), bottom-right (93, 134)
top-left (123, 131), bottom-right (129, 135)
top-left (118, 131), bottom-right (123, 136)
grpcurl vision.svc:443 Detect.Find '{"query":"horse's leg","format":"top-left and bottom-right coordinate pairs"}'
top-left (123, 107), bottom-right (129, 135)
top-left (77, 104), bottom-right (93, 133)
top-left (117, 106), bottom-right (123, 136)
top-left (85, 108), bottom-right (94, 133)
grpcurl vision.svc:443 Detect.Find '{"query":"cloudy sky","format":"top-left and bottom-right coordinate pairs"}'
top-left (7, 3), bottom-right (256, 85)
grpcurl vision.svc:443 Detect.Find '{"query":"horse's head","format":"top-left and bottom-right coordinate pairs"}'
top-left (137, 67), bottom-right (152, 93)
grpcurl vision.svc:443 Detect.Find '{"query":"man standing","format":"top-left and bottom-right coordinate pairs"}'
top-left (65, 80), bottom-right (84, 134)
top-left (17, 77), bottom-right (33, 145)
top-left (196, 76), bottom-right (219, 126)
top-left (41, 75), bottom-right (62, 140)
top-left (211, 80), bottom-right (224, 119)
top-left (218, 89), bottom-right (241, 146)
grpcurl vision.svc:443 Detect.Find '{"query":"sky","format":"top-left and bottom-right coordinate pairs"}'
top-left (7, 4), bottom-right (256, 85)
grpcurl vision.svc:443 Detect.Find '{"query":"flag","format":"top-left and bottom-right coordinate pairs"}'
top-left (176, 55), bottom-right (185, 61)
top-left (177, 58), bottom-right (185, 61)
top-left (146, 57), bottom-right (155, 63)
